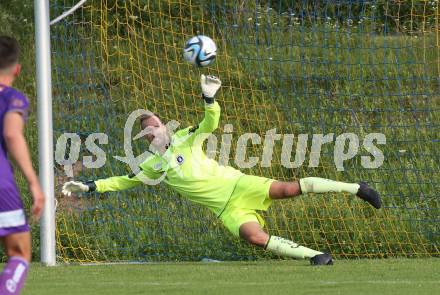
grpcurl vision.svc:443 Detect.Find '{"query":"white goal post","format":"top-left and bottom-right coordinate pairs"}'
top-left (34, 0), bottom-right (55, 266)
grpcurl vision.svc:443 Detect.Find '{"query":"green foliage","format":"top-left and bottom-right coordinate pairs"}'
top-left (256, 0), bottom-right (439, 32)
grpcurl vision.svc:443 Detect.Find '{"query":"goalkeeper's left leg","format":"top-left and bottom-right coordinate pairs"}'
top-left (239, 222), bottom-right (333, 265)
top-left (270, 177), bottom-right (381, 209)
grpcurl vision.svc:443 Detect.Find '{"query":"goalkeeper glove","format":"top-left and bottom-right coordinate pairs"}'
top-left (62, 180), bottom-right (96, 196)
top-left (201, 74), bottom-right (221, 104)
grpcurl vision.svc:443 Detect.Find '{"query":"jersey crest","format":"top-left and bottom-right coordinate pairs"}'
top-left (176, 155), bottom-right (184, 165)
top-left (188, 125), bottom-right (199, 134)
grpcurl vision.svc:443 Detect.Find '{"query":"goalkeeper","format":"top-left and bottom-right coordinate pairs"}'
top-left (63, 75), bottom-right (381, 265)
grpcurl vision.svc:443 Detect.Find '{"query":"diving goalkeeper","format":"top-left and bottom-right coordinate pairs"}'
top-left (62, 75), bottom-right (381, 265)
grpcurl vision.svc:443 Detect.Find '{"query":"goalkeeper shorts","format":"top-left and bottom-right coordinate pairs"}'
top-left (219, 174), bottom-right (274, 237)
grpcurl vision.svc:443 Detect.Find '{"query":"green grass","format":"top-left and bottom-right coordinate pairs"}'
top-left (22, 259), bottom-right (440, 295)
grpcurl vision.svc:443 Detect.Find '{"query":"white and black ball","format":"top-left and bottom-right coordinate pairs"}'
top-left (183, 35), bottom-right (217, 67)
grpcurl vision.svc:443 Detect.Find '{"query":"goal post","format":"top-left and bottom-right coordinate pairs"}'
top-left (34, 0), bottom-right (56, 266)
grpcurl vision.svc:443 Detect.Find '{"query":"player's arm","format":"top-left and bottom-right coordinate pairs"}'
top-left (197, 102), bottom-right (220, 134)
top-left (62, 158), bottom-right (163, 195)
top-left (4, 112), bottom-right (45, 220)
top-left (62, 172), bottom-right (145, 195)
top-left (191, 75), bottom-right (222, 141)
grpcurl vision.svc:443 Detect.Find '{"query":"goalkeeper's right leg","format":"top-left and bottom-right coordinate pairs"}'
top-left (238, 222), bottom-right (333, 265)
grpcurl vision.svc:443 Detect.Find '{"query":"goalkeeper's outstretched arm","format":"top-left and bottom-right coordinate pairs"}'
top-left (191, 75), bottom-right (222, 141)
top-left (62, 173), bottom-right (144, 196)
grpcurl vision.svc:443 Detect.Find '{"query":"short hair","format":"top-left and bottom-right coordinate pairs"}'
top-left (0, 36), bottom-right (20, 70)
top-left (139, 112), bottom-right (160, 126)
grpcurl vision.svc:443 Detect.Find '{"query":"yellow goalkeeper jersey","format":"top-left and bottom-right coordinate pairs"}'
top-left (95, 102), bottom-right (244, 216)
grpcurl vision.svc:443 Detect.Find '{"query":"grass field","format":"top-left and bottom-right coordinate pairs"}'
top-left (0, 0), bottom-right (439, 264)
top-left (21, 259), bottom-right (440, 295)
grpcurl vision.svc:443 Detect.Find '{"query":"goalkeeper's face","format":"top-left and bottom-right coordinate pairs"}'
top-left (141, 115), bottom-right (171, 153)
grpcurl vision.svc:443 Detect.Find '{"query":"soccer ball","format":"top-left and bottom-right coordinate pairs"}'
top-left (183, 35), bottom-right (217, 67)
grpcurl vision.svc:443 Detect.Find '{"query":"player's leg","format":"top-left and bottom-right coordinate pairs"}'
top-left (238, 221), bottom-right (333, 265)
top-left (269, 178), bottom-right (381, 209)
top-left (221, 175), bottom-right (333, 265)
top-left (238, 221), bottom-right (269, 247)
top-left (2, 231), bottom-right (31, 261)
top-left (0, 231), bottom-right (31, 294)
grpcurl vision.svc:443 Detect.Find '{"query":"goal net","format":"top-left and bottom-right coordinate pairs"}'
top-left (50, 0), bottom-right (440, 262)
